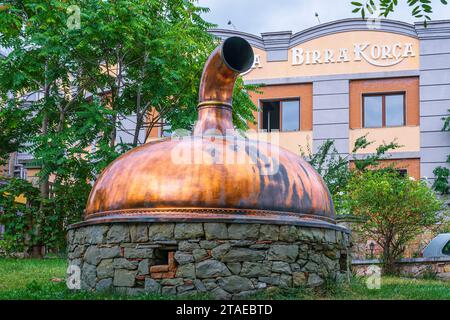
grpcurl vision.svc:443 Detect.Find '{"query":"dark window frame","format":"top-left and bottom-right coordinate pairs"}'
top-left (260, 98), bottom-right (301, 132)
top-left (362, 92), bottom-right (406, 128)
top-left (442, 240), bottom-right (450, 256)
top-left (396, 169), bottom-right (408, 177)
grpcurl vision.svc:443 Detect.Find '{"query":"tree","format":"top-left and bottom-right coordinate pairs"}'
top-left (346, 170), bottom-right (443, 273)
top-left (0, 0), bottom-right (258, 255)
top-left (351, 0), bottom-right (448, 26)
top-left (0, 0), bottom-right (84, 256)
top-left (70, 0), bottom-right (212, 146)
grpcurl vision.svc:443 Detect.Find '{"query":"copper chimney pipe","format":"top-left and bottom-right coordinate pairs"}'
top-left (193, 36), bottom-right (254, 135)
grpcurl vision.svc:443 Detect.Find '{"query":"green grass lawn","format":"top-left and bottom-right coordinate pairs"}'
top-left (0, 258), bottom-right (449, 300)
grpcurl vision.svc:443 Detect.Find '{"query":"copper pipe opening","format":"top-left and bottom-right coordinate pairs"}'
top-left (222, 37), bottom-right (255, 73)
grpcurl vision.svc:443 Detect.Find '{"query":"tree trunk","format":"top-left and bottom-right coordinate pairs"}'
top-left (382, 257), bottom-right (398, 275)
top-left (109, 87), bottom-right (117, 149)
top-left (382, 244), bottom-right (399, 275)
top-left (133, 57), bottom-right (147, 147)
top-left (110, 112), bottom-right (117, 148)
top-left (132, 113), bottom-right (143, 147)
top-left (32, 112), bottom-right (50, 258)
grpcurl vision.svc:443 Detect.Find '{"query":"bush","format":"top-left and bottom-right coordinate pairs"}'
top-left (345, 170), bottom-right (444, 274)
top-left (432, 166), bottom-right (449, 195)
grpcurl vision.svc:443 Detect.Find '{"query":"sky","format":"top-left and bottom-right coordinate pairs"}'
top-left (197, 0), bottom-right (450, 35)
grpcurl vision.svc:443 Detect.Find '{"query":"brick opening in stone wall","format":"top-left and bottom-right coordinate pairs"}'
top-left (339, 252), bottom-right (348, 272)
top-left (149, 249), bottom-right (178, 280)
top-left (154, 248), bottom-right (172, 265)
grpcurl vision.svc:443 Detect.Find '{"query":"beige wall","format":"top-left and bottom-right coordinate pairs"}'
top-left (349, 126), bottom-right (420, 154)
top-left (246, 131), bottom-right (313, 156)
top-left (244, 31), bottom-right (419, 81)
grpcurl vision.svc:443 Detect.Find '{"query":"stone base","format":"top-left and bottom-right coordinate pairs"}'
top-left (67, 222), bottom-right (351, 299)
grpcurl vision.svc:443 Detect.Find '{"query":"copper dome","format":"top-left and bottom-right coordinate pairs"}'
top-left (84, 37), bottom-right (335, 227)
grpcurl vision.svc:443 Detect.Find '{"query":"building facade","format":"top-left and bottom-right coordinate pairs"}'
top-left (209, 18), bottom-right (450, 182)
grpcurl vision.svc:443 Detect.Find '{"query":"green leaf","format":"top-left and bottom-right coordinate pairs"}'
top-left (412, 5), bottom-right (421, 15)
top-left (422, 4), bottom-right (432, 12)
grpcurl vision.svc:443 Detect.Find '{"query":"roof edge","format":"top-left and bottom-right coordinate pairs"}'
top-left (209, 18), bottom-right (426, 52)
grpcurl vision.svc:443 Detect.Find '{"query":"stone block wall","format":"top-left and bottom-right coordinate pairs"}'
top-left (67, 222), bottom-right (351, 299)
top-left (353, 257), bottom-right (450, 281)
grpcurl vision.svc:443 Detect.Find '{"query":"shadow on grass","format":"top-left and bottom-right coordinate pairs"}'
top-left (0, 281), bottom-right (213, 300)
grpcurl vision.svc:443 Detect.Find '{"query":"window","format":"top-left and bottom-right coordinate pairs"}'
top-left (363, 96), bottom-right (382, 128)
top-left (383, 168), bottom-right (408, 178)
top-left (261, 99), bottom-right (300, 132)
top-left (262, 101), bottom-right (280, 132)
top-left (396, 169), bottom-right (408, 177)
top-left (282, 100), bottom-right (300, 131)
top-left (443, 241), bottom-right (450, 256)
top-left (385, 95), bottom-right (404, 126)
top-left (363, 93), bottom-right (405, 128)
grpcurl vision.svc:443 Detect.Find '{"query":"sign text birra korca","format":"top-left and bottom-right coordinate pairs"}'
top-left (291, 42), bottom-right (415, 67)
